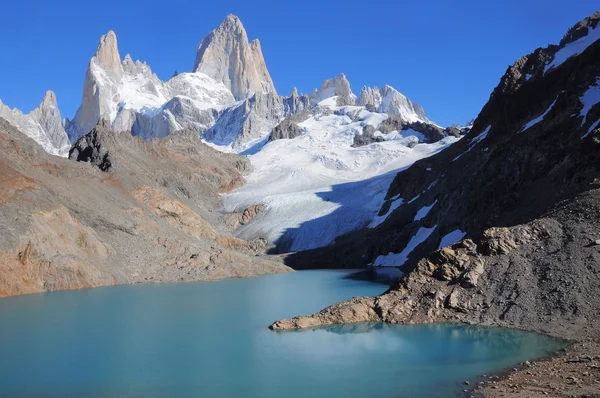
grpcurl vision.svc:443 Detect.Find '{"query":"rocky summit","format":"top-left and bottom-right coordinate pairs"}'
top-left (193, 14), bottom-right (277, 101)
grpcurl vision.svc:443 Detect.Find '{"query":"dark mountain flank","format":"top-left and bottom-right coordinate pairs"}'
top-left (271, 14), bottom-right (600, 395)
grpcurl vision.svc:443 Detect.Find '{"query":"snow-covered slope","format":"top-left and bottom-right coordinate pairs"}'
top-left (221, 98), bottom-right (460, 252)
top-left (0, 91), bottom-right (70, 156)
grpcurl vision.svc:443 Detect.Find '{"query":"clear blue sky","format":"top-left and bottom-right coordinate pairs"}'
top-left (0, 0), bottom-right (597, 127)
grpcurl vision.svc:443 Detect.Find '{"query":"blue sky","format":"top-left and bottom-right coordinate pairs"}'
top-left (0, 0), bottom-right (597, 126)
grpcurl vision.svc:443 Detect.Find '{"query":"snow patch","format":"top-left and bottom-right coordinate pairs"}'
top-left (453, 124), bottom-right (491, 161)
top-left (579, 78), bottom-right (600, 126)
top-left (582, 118), bottom-right (600, 140)
top-left (439, 229), bottom-right (467, 249)
top-left (522, 98), bottom-right (558, 132)
top-left (469, 124), bottom-right (491, 144)
top-left (374, 225), bottom-right (438, 267)
top-left (414, 200), bottom-right (437, 221)
top-left (369, 198), bottom-right (404, 228)
top-left (545, 25), bottom-right (600, 73)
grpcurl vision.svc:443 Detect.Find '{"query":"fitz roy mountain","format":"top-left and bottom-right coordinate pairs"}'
top-left (3, 14), bottom-right (433, 154)
top-left (2, 10), bottom-right (600, 397)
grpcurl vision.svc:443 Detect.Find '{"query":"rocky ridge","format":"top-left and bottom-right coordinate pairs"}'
top-left (0, 91), bottom-right (70, 156)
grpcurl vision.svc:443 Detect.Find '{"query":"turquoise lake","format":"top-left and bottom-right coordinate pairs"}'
top-left (0, 270), bottom-right (563, 397)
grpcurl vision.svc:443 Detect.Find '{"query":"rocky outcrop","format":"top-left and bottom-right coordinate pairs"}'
top-left (69, 120), bottom-right (113, 171)
top-left (271, 205), bottom-right (600, 340)
top-left (269, 118), bottom-right (305, 141)
top-left (193, 14), bottom-right (277, 101)
top-left (377, 116), bottom-right (446, 142)
top-left (352, 125), bottom-right (384, 147)
top-left (0, 118), bottom-right (290, 298)
top-left (0, 91), bottom-right (70, 156)
top-left (224, 204), bottom-right (265, 229)
top-left (310, 74), bottom-right (357, 106)
top-left (359, 85), bottom-right (430, 123)
top-left (283, 88), bottom-right (311, 116)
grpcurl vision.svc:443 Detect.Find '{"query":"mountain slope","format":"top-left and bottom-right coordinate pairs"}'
top-left (270, 12), bottom-right (600, 347)
top-left (0, 118), bottom-right (289, 297)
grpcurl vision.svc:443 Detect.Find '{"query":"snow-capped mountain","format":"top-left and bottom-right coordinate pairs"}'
top-left (0, 91), bottom-right (70, 156)
top-left (0, 13), bottom-right (440, 164)
top-left (66, 30), bottom-right (235, 142)
top-left (359, 85), bottom-right (430, 123)
top-left (310, 73), bottom-right (357, 106)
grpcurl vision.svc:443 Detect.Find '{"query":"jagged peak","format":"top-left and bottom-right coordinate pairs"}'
top-left (93, 30), bottom-right (121, 73)
top-left (38, 90), bottom-right (58, 109)
top-left (193, 14), bottom-right (277, 100)
top-left (213, 13), bottom-right (248, 41)
top-left (250, 38), bottom-right (261, 49)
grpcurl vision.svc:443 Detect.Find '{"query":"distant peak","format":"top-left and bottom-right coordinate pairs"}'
top-left (193, 14), bottom-right (277, 100)
top-left (217, 14), bottom-right (246, 35)
top-left (41, 90), bottom-right (57, 107)
top-left (93, 30), bottom-right (121, 73)
top-left (225, 14), bottom-right (241, 23)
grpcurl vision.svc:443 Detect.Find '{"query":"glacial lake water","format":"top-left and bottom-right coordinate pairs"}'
top-left (0, 270), bottom-right (563, 398)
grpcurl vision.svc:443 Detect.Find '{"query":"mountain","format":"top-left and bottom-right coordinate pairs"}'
top-left (270, 11), bottom-right (600, 354)
top-left (0, 118), bottom-right (289, 297)
top-left (310, 73), bottom-right (357, 106)
top-left (221, 93), bottom-right (460, 252)
top-left (0, 91), bottom-right (70, 156)
top-left (359, 85), bottom-right (430, 123)
top-left (67, 30), bottom-right (235, 143)
top-left (1, 14), bottom-right (439, 154)
top-left (193, 14), bottom-right (277, 101)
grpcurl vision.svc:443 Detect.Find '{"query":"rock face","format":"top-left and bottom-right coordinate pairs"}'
top-left (0, 119), bottom-right (290, 298)
top-left (0, 91), bottom-right (70, 156)
top-left (193, 14), bottom-right (277, 101)
top-left (206, 92), bottom-right (284, 146)
top-left (272, 12), bottom-right (600, 344)
top-left (283, 88), bottom-right (311, 116)
top-left (359, 85), bottom-right (430, 123)
top-left (269, 117), bottom-right (305, 141)
top-left (311, 73), bottom-right (357, 106)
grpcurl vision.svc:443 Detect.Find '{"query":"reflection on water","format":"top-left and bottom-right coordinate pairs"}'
top-left (0, 271), bottom-right (563, 398)
top-left (343, 267), bottom-right (404, 285)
